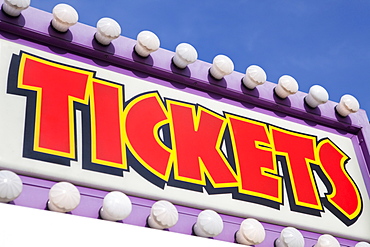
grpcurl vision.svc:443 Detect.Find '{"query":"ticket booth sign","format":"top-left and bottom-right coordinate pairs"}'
top-left (0, 39), bottom-right (369, 241)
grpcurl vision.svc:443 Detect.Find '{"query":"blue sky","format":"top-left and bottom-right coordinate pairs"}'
top-left (31, 0), bottom-right (370, 116)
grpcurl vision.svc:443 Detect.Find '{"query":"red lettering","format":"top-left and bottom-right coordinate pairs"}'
top-left (18, 54), bottom-right (126, 169)
top-left (91, 79), bottom-right (125, 168)
top-left (168, 101), bottom-right (237, 187)
top-left (318, 139), bottom-right (362, 220)
top-left (18, 54), bottom-right (91, 158)
top-left (271, 127), bottom-right (322, 210)
top-left (124, 93), bottom-right (172, 180)
top-left (227, 114), bottom-right (282, 202)
top-left (13, 53), bottom-right (363, 226)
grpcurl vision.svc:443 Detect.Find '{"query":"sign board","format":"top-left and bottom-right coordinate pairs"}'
top-left (0, 39), bottom-right (369, 240)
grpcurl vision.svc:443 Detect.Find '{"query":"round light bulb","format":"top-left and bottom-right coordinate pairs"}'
top-left (275, 75), bottom-right (299, 99)
top-left (305, 85), bottom-right (329, 108)
top-left (2, 0), bottom-right (30, 17)
top-left (48, 182), bottom-right (80, 213)
top-left (275, 227), bottom-right (304, 247)
top-left (0, 170), bottom-right (23, 203)
top-left (51, 4), bottom-right (79, 32)
top-left (356, 242), bottom-right (370, 247)
top-left (314, 234), bottom-right (340, 247)
top-left (243, 65), bottom-right (267, 89)
top-left (134, 30), bottom-right (160, 57)
top-left (193, 209), bottom-right (223, 238)
top-left (236, 218), bottom-right (266, 245)
top-left (209, 55), bottom-right (234, 80)
top-left (335, 94), bottom-right (360, 117)
top-left (95, 17), bottom-right (121, 46)
top-left (100, 191), bottom-right (132, 221)
top-left (148, 200), bottom-right (179, 229)
top-left (172, 43), bottom-right (198, 69)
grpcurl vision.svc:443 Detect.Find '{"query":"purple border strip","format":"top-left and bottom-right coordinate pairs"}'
top-left (13, 175), bottom-right (359, 246)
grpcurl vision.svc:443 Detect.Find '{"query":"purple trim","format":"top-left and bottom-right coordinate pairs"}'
top-left (14, 175), bottom-right (358, 246)
top-left (0, 1), bottom-right (368, 244)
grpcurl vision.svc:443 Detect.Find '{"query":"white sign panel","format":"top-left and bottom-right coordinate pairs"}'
top-left (0, 39), bottom-right (369, 240)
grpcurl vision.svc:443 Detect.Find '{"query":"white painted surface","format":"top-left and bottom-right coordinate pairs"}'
top-left (0, 203), bottom-right (236, 247)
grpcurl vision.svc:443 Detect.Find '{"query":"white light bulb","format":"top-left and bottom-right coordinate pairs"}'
top-left (148, 200), bottom-right (178, 229)
top-left (305, 85), bottom-right (329, 108)
top-left (275, 227), bottom-right (304, 247)
top-left (275, 75), bottom-right (299, 99)
top-left (236, 218), bottom-right (266, 245)
top-left (193, 209), bottom-right (223, 238)
top-left (2, 0), bottom-right (30, 17)
top-left (48, 182), bottom-right (80, 213)
top-left (95, 17), bottom-right (121, 46)
top-left (209, 55), bottom-right (234, 80)
top-left (336, 94), bottom-right (360, 117)
top-left (356, 242), bottom-right (370, 247)
top-left (172, 43), bottom-right (198, 69)
top-left (52, 4), bottom-right (79, 32)
top-left (100, 191), bottom-right (132, 221)
top-left (0, 170), bottom-right (23, 203)
top-left (314, 234), bottom-right (340, 247)
top-left (134, 30), bottom-right (160, 57)
top-left (243, 65), bottom-right (267, 89)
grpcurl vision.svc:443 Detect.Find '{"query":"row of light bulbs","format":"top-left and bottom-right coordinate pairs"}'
top-left (0, 169), bottom-right (369, 246)
top-left (2, 1), bottom-right (361, 117)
